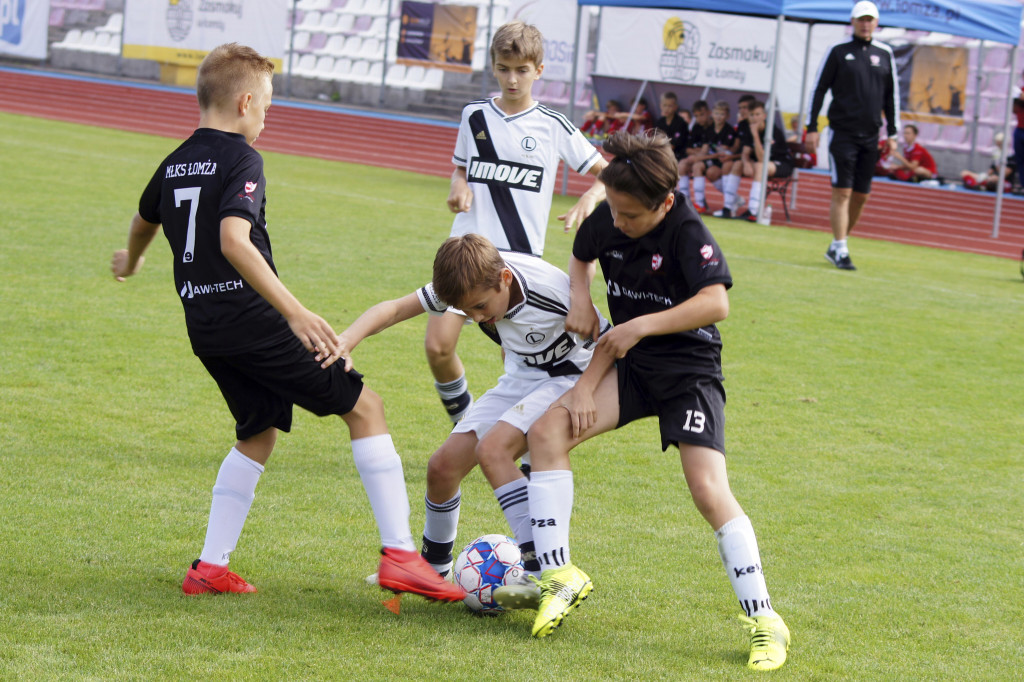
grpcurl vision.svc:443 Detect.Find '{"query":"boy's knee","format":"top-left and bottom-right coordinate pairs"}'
top-left (424, 332), bottom-right (457, 362)
top-left (426, 442), bottom-right (471, 490)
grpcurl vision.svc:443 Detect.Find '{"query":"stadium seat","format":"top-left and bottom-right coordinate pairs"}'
top-left (323, 34), bottom-right (347, 57)
top-left (52, 28), bottom-right (82, 49)
top-left (363, 0), bottom-right (387, 17)
top-left (293, 53), bottom-right (318, 78)
top-left (319, 11), bottom-right (339, 32)
top-left (352, 15), bottom-right (372, 33)
top-left (313, 55), bottom-right (335, 80)
top-left (332, 57), bottom-right (353, 79)
top-left (296, 0), bottom-right (331, 10)
top-left (385, 63), bottom-right (407, 86)
top-left (78, 30), bottom-right (97, 48)
top-left (308, 32), bottom-right (329, 52)
top-left (98, 12), bottom-right (122, 34)
top-left (422, 67), bottom-right (443, 90)
top-left (471, 47), bottom-right (486, 71)
top-left (404, 65), bottom-right (426, 88)
top-left (348, 59), bottom-right (371, 83)
top-left (362, 16), bottom-right (386, 38)
top-left (340, 35), bottom-right (361, 57)
top-left (366, 61), bottom-right (384, 84)
top-left (344, 0), bottom-right (366, 14)
top-left (983, 72), bottom-right (1011, 97)
top-left (297, 10), bottom-right (322, 31)
top-left (335, 13), bottom-right (355, 33)
top-left (358, 37), bottom-right (383, 60)
top-left (291, 30), bottom-right (311, 52)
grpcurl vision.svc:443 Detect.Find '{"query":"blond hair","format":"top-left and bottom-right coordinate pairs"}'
top-left (490, 21), bottom-right (544, 67)
top-left (433, 234), bottom-right (507, 307)
top-left (196, 43), bottom-right (275, 111)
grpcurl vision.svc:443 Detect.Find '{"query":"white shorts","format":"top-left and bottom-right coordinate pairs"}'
top-left (452, 372), bottom-right (578, 438)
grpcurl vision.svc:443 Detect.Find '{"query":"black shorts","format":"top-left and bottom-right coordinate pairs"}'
top-left (199, 333), bottom-right (364, 441)
top-left (772, 161), bottom-right (794, 179)
top-left (828, 131), bottom-right (878, 193)
top-left (615, 352), bottom-right (726, 454)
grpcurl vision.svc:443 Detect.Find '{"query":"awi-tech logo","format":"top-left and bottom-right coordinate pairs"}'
top-left (1, 0), bottom-right (25, 45)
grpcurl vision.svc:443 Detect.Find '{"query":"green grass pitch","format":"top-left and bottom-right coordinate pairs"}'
top-left (0, 110), bottom-right (1022, 680)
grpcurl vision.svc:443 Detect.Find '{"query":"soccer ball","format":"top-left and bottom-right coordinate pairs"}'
top-left (453, 534), bottom-right (525, 612)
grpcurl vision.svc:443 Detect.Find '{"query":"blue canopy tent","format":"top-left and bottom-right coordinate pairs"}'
top-left (568, 0), bottom-right (1023, 235)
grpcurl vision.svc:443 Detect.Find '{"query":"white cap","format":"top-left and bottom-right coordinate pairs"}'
top-left (851, 1), bottom-right (879, 19)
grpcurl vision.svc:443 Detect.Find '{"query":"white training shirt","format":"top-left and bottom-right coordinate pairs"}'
top-left (416, 252), bottom-right (611, 380)
top-left (451, 98), bottom-right (602, 256)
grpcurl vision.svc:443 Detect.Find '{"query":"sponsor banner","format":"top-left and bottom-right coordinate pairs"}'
top-left (122, 0), bottom-right (287, 66)
top-left (1, 0), bottom-right (49, 60)
top-left (894, 44), bottom-right (968, 125)
top-left (596, 8), bottom-right (778, 93)
top-left (396, 0), bottom-right (477, 74)
top-left (508, 0), bottom-right (586, 83)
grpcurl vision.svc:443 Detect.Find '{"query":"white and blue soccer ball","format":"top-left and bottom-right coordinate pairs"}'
top-left (453, 534), bottom-right (524, 612)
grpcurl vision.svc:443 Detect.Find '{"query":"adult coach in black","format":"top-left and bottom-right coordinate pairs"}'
top-left (805, 0), bottom-right (899, 271)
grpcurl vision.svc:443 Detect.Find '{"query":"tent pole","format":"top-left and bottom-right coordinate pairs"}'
top-left (757, 14), bottom-right (786, 223)
top-left (563, 2), bottom-right (585, 197)
top-left (793, 20), bottom-right (815, 213)
top-left (968, 41), bottom-right (987, 172)
top-left (992, 44), bottom-right (1018, 239)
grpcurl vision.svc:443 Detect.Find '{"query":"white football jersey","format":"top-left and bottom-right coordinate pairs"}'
top-left (451, 98), bottom-right (602, 256)
top-left (416, 252), bottom-right (611, 380)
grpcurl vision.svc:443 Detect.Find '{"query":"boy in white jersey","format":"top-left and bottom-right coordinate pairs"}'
top-left (337, 234), bottom-right (610, 584)
top-left (428, 21), bottom-right (608, 425)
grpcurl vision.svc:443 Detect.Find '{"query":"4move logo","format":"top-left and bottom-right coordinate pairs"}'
top-left (660, 17), bottom-right (700, 83)
top-left (1, 0), bottom-right (25, 45)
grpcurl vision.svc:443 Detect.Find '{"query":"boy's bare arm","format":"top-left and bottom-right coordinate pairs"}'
top-left (566, 255), bottom-right (600, 341)
top-left (220, 216), bottom-right (343, 368)
top-left (111, 213), bottom-right (161, 281)
top-left (447, 166), bottom-right (473, 213)
top-left (559, 156), bottom-right (608, 233)
top-left (337, 292), bottom-right (424, 364)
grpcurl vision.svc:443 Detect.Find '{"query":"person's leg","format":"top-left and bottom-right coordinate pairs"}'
top-left (747, 161), bottom-right (763, 214)
top-left (186, 427), bottom-right (277, 593)
top-left (343, 388), bottom-right (467, 601)
top-left (526, 369), bottom-right (621, 637)
top-left (474, 422), bottom-right (537, 574)
top-left (420, 432), bottom-right (480, 574)
top-left (677, 158), bottom-right (692, 197)
top-left (692, 160), bottom-right (708, 210)
top-left (1013, 127), bottom-right (1024, 186)
top-left (425, 311), bottom-right (472, 423)
top-left (679, 444), bottom-right (789, 671)
top-left (846, 191), bottom-right (870, 234)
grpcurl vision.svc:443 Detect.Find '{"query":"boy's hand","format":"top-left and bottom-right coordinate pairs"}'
top-left (559, 194), bottom-right (599, 233)
top-left (111, 249), bottom-right (144, 281)
top-left (552, 385), bottom-right (597, 439)
top-left (447, 179), bottom-right (473, 213)
top-left (565, 303), bottom-right (601, 342)
top-left (596, 320), bottom-right (643, 359)
top-left (322, 332), bottom-right (356, 372)
top-left (288, 308), bottom-right (344, 369)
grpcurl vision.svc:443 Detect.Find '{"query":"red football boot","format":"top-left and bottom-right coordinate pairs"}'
top-left (376, 547), bottom-right (466, 602)
top-left (182, 559), bottom-right (257, 595)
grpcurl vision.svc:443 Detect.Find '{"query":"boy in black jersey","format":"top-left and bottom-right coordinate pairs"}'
top-left (654, 92), bottom-right (688, 162)
top-left (692, 101), bottom-right (740, 215)
top-left (521, 131), bottom-right (789, 671)
top-left (736, 100), bottom-right (794, 222)
top-left (110, 43), bottom-right (464, 604)
top-left (676, 99), bottom-right (711, 209)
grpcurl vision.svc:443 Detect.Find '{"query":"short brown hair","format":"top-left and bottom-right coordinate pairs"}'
top-left (196, 43), bottom-right (275, 111)
top-left (433, 234), bottom-right (506, 307)
top-left (599, 131), bottom-right (679, 210)
top-left (490, 21), bottom-right (544, 67)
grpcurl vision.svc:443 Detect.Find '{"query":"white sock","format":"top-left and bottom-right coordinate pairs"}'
top-left (713, 177), bottom-right (724, 193)
top-left (748, 181), bottom-right (762, 213)
top-left (494, 477), bottom-right (540, 576)
top-left (199, 447), bottom-right (264, 566)
top-left (723, 174), bottom-right (741, 210)
top-left (422, 491), bottom-right (460, 573)
top-left (351, 434), bottom-right (416, 551)
top-left (716, 515), bottom-right (776, 618)
top-left (528, 470), bottom-right (574, 570)
top-left (677, 175), bottom-right (690, 197)
top-left (834, 238), bottom-right (848, 256)
top-left (693, 176), bottom-right (706, 204)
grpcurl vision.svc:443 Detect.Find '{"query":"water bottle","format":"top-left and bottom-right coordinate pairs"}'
top-left (757, 205), bottom-right (772, 225)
